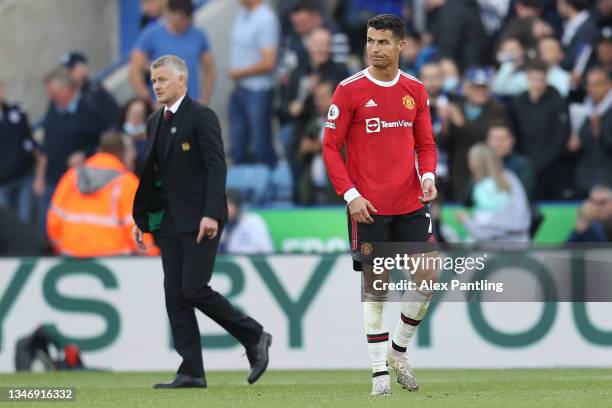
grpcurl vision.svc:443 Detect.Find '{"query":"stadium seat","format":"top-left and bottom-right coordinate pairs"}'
top-left (226, 164), bottom-right (271, 204)
top-left (268, 160), bottom-right (294, 204)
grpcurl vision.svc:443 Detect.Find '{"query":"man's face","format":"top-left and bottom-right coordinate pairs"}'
top-left (166, 10), bottom-right (191, 33)
top-left (597, 41), bottom-right (612, 67)
top-left (313, 83), bottom-right (333, 117)
top-left (527, 69), bottom-right (548, 96)
top-left (420, 64), bottom-right (443, 97)
top-left (366, 27), bottom-right (403, 70)
top-left (589, 189), bottom-right (612, 221)
top-left (307, 30), bottom-right (331, 66)
top-left (487, 127), bottom-right (514, 158)
top-left (291, 9), bottom-right (320, 37)
top-left (538, 38), bottom-right (563, 66)
top-left (465, 83), bottom-right (490, 105)
top-left (586, 70), bottom-right (612, 103)
top-left (151, 66), bottom-right (185, 105)
top-left (46, 81), bottom-right (75, 109)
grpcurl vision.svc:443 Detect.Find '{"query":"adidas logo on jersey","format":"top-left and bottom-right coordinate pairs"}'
top-left (365, 99), bottom-right (378, 108)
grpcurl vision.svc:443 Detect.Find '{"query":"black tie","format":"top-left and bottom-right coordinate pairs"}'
top-left (164, 110), bottom-right (173, 123)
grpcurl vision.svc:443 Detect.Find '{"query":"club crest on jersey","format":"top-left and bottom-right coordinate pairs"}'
top-left (327, 104), bottom-right (340, 120)
top-left (361, 242), bottom-right (373, 256)
top-left (402, 95), bottom-right (415, 110)
top-left (365, 118), bottom-right (380, 133)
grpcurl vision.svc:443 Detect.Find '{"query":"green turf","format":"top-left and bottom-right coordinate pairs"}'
top-left (0, 369), bottom-right (610, 408)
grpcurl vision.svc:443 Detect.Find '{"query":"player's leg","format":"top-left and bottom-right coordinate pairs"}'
top-left (388, 207), bottom-right (438, 391)
top-left (349, 214), bottom-right (392, 395)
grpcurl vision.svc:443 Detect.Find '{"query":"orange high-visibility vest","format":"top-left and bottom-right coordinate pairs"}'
top-left (47, 153), bottom-right (159, 257)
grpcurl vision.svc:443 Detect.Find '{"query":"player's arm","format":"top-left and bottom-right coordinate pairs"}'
top-left (322, 85), bottom-right (376, 223)
top-left (413, 85), bottom-right (438, 204)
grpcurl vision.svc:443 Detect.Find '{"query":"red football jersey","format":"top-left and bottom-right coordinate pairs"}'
top-left (322, 68), bottom-right (437, 215)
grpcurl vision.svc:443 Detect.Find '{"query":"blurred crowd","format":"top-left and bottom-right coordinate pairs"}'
top-left (1, 0), bottom-right (611, 256)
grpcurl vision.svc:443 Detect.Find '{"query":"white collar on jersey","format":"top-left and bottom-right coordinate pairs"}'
top-left (363, 67), bottom-right (400, 87)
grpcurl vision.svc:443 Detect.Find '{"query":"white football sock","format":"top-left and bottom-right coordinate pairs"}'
top-left (363, 300), bottom-right (389, 375)
top-left (391, 289), bottom-right (431, 353)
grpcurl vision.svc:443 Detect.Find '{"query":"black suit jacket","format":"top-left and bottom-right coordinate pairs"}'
top-left (133, 95), bottom-right (228, 234)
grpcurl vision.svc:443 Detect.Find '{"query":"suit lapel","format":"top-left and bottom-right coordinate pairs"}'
top-left (164, 95), bottom-right (191, 160)
top-left (145, 109), bottom-right (164, 158)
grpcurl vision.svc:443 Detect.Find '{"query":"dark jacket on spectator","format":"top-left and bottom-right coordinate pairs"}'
top-left (443, 98), bottom-right (508, 199)
top-left (0, 205), bottom-right (45, 255)
top-left (510, 87), bottom-right (570, 199)
top-left (575, 107), bottom-right (612, 195)
top-left (0, 102), bottom-right (35, 183)
top-left (428, 0), bottom-right (485, 70)
top-left (561, 14), bottom-right (600, 71)
top-left (82, 79), bottom-right (120, 132)
top-left (43, 95), bottom-right (108, 185)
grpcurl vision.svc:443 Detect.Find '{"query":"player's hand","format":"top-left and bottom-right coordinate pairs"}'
top-left (419, 179), bottom-right (437, 204)
top-left (132, 225), bottom-right (146, 250)
top-left (349, 196), bottom-right (377, 224)
top-left (197, 217), bottom-right (219, 243)
top-left (67, 151), bottom-right (86, 168)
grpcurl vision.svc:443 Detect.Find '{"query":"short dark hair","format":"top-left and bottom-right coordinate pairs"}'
top-left (99, 132), bottom-right (126, 158)
top-left (367, 14), bottom-right (406, 40)
top-left (291, 0), bottom-right (321, 14)
top-left (167, 0), bottom-right (194, 17)
top-left (517, 0), bottom-right (543, 9)
top-left (526, 59), bottom-right (549, 73)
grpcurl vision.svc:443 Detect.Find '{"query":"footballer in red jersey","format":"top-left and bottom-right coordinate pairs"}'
top-left (322, 14), bottom-right (439, 396)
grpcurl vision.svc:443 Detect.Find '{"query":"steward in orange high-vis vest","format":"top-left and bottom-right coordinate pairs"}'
top-left (47, 133), bottom-right (158, 257)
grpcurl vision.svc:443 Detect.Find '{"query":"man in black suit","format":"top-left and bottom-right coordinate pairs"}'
top-left (132, 55), bottom-right (271, 389)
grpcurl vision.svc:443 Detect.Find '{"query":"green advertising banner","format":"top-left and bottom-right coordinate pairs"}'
top-left (255, 204), bottom-right (579, 253)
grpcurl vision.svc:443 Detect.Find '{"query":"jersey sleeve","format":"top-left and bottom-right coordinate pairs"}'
top-left (322, 84), bottom-right (355, 197)
top-left (413, 84), bottom-right (437, 179)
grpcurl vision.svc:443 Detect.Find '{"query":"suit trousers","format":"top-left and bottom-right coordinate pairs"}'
top-left (155, 210), bottom-right (263, 378)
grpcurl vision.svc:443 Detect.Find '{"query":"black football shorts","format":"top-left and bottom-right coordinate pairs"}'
top-left (347, 206), bottom-right (434, 271)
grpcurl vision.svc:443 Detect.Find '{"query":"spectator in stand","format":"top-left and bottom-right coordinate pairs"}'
top-left (558, 0), bottom-right (600, 72)
top-left (140, 0), bottom-right (166, 30)
top-left (294, 81), bottom-right (342, 205)
top-left (491, 37), bottom-right (529, 96)
top-left (38, 67), bottom-right (109, 238)
top-left (419, 62), bottom-right (450, 191)
top-left (499, 0), bottom-right (553, 53)
top-left (456, 143), bottom-right (531, 242)
top-left (537, 35), bottom-right (572, 96)
top-left (440, 67), bottom-right (509, 199)
top-left (219, 189), bottom-right (274, 254)
top-left (47, 133), bottom-right (158, 257)
top-left (279, 28), bottom-right (349, 166)
top-left (573, 67), bottom-right (612, 196)
top-left (118, 97), bottom-right (153, 173)
top-left (228, 0), bottom-right (280, 168)
top-left (510, 59), bottom-right (571, 199)
top-left (438, 58), bottom-right (462, 96)
top-left (280, 0), bottom-right (350, 77)
top-left (567, 184), bottom-right (612, 242)
top-left (596, 27), bottom-right (612, 73)
top-left (0, 80), bottom-right (41, 223)
top-left (130, 0), bottom-right (215, 104)
top-left (425, 0), bottom-right (486, 70)
top-left (486, 124), bottom-right (537, 200)
top-left (62, 51), bottom-right (120, 132)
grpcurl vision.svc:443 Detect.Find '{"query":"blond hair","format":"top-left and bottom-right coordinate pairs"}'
top-left (468, 143), bottom-right (510, 192)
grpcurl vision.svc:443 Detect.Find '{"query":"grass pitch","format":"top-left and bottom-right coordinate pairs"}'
top-left (0, 369), bottom-right (610, 408)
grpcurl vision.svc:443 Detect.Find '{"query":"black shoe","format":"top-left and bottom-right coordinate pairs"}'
top-left (246, 331), bottom-right (272, 384)
top-left (153, 374), bottom-right (207, 389)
